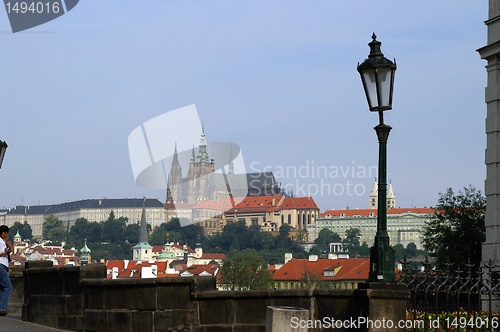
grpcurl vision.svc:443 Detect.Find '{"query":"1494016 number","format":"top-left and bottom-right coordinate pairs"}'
top-left (5, 1), bottom-right (60, 14)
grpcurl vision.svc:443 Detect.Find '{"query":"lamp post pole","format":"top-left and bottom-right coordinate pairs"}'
top-left (358, 34), bottom-right (396, 282)
top-left (371, 113), bottom-right (395, 282)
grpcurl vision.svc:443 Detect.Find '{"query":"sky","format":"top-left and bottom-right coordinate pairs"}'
top-left (0, 1), bottom-right (488, 212)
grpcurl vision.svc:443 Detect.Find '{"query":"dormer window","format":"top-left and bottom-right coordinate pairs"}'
top-left (323, 270), bottom-right (335, 277)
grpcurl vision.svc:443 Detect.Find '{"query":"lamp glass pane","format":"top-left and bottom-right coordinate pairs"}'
top-left (362, 70), bottom-right (378, 109)
top-left (376, 67), bottom-right (393, 108)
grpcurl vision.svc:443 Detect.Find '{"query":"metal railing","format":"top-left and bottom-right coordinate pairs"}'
top-left (398, 257), bottom-right (500, 331)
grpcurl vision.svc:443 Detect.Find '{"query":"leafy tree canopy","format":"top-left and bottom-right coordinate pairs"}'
top-left (9, 221), bottom-right (33, 242)
top-left (42, 215), bottom-right (65, 244)
top-left (220, 249), bottom-right (274, 290)
top-left (423, 185), bottom-right (485, 268)
top-left (343, 228), bottom-right (362, 257)
top-left (314, 228), bottom-right (342, 253)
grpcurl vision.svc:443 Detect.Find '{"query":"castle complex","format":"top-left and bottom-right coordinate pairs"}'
top-left (166, 125), bottom-right (281, 205)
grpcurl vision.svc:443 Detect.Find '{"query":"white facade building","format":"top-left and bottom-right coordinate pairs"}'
top-left (0, 198), bottom-right (167, 239)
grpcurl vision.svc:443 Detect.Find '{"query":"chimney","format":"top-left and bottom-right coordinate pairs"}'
top-left (308, 255), bottom-right (318, 262)
top-left (284, 253), bottom-right (293, 264)
top-left (112, 267), bottom-right (118, 279)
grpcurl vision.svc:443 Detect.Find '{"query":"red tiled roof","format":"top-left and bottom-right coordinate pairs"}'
top-left (226, 195), bottom-right (284, 213)
top-left (320, 207), bottom-right (434, 218)
top-left (273, 258), bottom-right (369, 282)
top-left (180, 264), bottom-right (218, 276)
top-left (9, 253), bottom-right (26, 266)
top-left (106, 260), bottom-right (168, 279)
top-left (224, 195), bottom-right (319, 214)
top-left (152, 245), bottom-right (164, 253)
top-left (281, 197), bottom-right (319, 210)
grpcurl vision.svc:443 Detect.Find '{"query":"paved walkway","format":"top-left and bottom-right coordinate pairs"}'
top-left (0, 314), bottom-right (71, 331)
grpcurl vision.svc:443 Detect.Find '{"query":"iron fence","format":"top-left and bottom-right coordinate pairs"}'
top-left (398, 257), bottom-right (500, 331)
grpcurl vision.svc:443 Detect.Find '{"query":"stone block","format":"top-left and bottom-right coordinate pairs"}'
top-left (45, 270), bottom-right (66, 295)
top-left (57, 315), bottom-right (79, 331)
top-left (85, 309), bottom-right (108, 332)
top-left (80, 264), bottom-right (106, 280)
top-left (30, 294), bottom-right (66, 316)
top-left (154, 310), bottom-right (197, 331)
top-left (83, 284), bottom-right (105, 310)
top-left (9, 269), bottom-right (24, 314)
top-left (64, 268), bottom-right (83, 295)
top-left (131, 311), bottom-right (153, 332)
top-left (265, 306), bottom-right (308, 332)
top-left (105, 284), bottom-right (157, 310)
top-left (198, 298), bottom-right (234, 325)
top-left (66, 294), bottom-right (84, 316)
top-left (25, 261), bottom-right (53, 269)
top-left (26, 271), bottom-right (49, 295)
top-left (157, 282), bottom-right (192, 310)
top-left (108, 310), bottom-right (132, 332)
top-left (234, 298), bottom-right (272, 324)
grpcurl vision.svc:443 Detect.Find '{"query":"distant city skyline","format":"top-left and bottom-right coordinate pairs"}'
top-left (0, 1), bottom-right (486, 212)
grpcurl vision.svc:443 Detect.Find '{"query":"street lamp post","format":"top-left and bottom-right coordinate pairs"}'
top-left (357, 33), bottom-right (396, 282)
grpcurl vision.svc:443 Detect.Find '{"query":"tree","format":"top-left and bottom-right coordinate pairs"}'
top-left (357, 242), bottom-right (370, 258)
top-left (220, 249), bottom-right (274, 290)
top-left (343, 228), bottom-right (362, 257)
top-left (150, 218), bottom-right (205, 247)
top-left (42, 215), bottom-right (65, 243)
top-left (423, 185), bottom-right (486, 268)
top-left (125, 223), bottom-right (140, 244)
top-left (101, 212), bottom-right (127, 244)
top-left (392, 243), bottom-right (405, 261)
top-left (9, 221), bottom-right (33, 242)
top-left (314, 229), bottom-right (342, 254)
top-left (67, 218), bottom-right (90, 248)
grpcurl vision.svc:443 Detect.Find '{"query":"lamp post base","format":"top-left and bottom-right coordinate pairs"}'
top-left (369, 234), bottom-right (396, 282)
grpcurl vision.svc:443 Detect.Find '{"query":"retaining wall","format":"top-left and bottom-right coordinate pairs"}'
top-left (18, 263), bottom-right (408, 332)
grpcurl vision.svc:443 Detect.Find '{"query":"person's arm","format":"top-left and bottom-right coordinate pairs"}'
top-left (0, 234), bottom-right (13, 255)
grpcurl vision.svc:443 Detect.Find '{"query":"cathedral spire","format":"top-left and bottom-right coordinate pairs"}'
top-left (173, 142), bottom-right (179, 164)
top-left (139, 197), bottom-right (148, 243)
top-left (200, 123), bottom-right (207, 147)
top-left (133, 197), bottom-right (152, 261)
top-left (196, 124), bottom-right (210, 163)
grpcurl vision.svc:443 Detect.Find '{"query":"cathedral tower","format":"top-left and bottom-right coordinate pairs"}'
top-left (167, 143), bottom-right (183, 204)
top-left (187, 124), bottom-right (215, 203)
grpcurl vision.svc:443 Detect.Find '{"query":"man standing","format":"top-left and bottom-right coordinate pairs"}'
top-left (0, 225), bottom-right (13, 316)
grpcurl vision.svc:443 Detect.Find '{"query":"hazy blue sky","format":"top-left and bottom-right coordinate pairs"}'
top-left (0, 1), bottom-right (488, 212)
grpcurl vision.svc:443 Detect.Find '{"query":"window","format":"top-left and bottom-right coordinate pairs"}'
top-left (324, 271), bottom-right (335, 277)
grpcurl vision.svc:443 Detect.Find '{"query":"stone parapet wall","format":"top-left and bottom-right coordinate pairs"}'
top-left (19, 264), bottom-right (408, 332)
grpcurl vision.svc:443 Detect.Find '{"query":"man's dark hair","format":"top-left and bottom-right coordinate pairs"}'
top-left (0, 225), bottom-right (9, 234)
